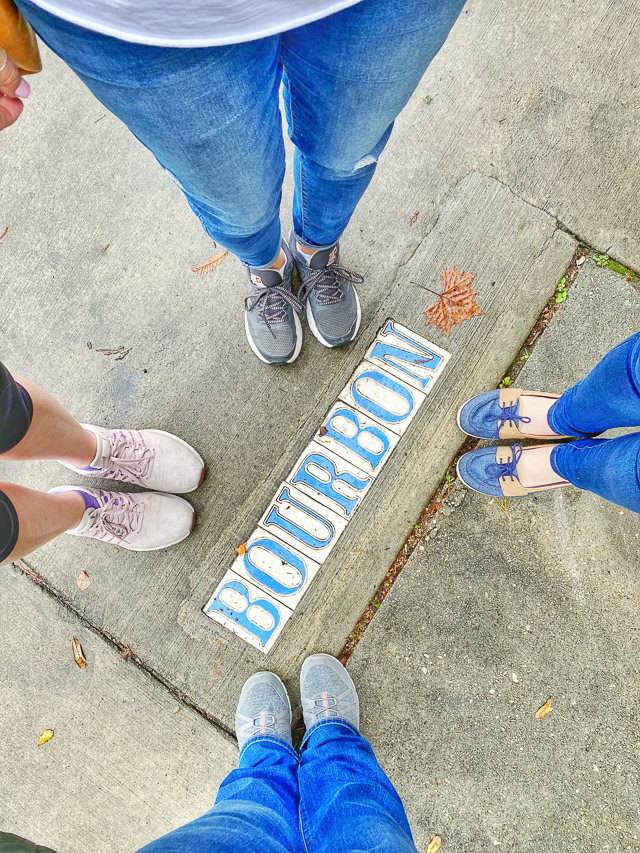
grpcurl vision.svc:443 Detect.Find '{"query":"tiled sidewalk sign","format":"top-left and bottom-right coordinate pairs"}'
top-left (204, 320), bottom-right (451, 653)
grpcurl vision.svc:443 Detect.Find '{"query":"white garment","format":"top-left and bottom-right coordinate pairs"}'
top-left (28, 0), bottom-right (364, 46)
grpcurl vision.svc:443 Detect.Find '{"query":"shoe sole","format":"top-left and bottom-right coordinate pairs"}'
top-left (48, 487), bottom-right (196, 551)
top-left (62, 426), bottom-right (206, 494)
top-left (305, 289), bottom-right (361, 349)
top-left (300, 653), bottom-right (360, 728)
top-left (244, 310), bottom-right (303, 365)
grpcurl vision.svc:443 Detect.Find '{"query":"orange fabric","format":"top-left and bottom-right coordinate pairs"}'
top-left (0, 0), bottom-right (42, 74)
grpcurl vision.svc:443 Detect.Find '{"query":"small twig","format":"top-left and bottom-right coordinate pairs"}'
top-left (0, 226), bottom-right (7, 241)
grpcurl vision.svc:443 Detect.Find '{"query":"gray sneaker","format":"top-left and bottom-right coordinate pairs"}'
top-left (300, 653), bottom-right (359, 732)
top-left (235, 671), bottom-right (292, 750)
top-left (244, 241), bottom-right (303, 365)
top-left (290, 232), bottom-right (363, 348)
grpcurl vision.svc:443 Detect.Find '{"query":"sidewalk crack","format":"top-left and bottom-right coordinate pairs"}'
top-left (12, 559), bottom-right (237, 742)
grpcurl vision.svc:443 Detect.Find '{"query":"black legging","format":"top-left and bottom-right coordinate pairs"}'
top-left (0, 363), bottom-right (33, 562)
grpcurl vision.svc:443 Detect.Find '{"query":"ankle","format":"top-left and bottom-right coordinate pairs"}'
top-left (53, 490), bottom-right (87, 531)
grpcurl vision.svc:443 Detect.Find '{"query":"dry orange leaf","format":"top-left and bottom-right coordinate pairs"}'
top-left (535, 696), bottom-right (552, 719)
top-left (38, 729), bottom-right (54, 746)
top-left (235, 542), bottom-right (247, 556)
top-left (409, 211), bottom-right (419, 226)
top-left (426, 835), bottom-right (442, 852)
top-left (72, 637), bottom-right (87, 669)
top-left (76, 570), bottom-right (89, 590)
top-left (192, 250), bottom-right (228, 275)
top-left (420, 266), bottom-right (484, 336)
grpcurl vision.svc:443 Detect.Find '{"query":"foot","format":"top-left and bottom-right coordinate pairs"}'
top-left (245, 240), bottom-right (303, 365)
top-left (49, 486), bottom-right (195, 551)
top-left (290, 231), bottom-right (363, 348)
top-left (235, 672), bottom-right (292, 749)
top-left (457, 388), bottom-right (569, 440)
top-left (300, 653), bottom-right (359, 732)
top-left (60, 425), bottom-right (205, 494)
top-left (456, 443), bottom-right (570, 497)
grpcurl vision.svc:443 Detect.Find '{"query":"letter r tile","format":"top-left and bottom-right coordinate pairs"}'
top-left (314, 402), bottom-right (400, 478)
top-left (287, 441), bottom-right (374, 521)
top-left (203, 571), bottom-right (293, 654)
top-left (230, 529), bottom-right (321, 609)
top-left (364, 319), bottom-right (451, 393)
top-left (259, 483), bottom-right (348, 563)
top-left (339, 362), bottom-right (426, 436)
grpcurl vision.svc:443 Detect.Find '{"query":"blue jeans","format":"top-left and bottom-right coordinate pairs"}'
top-left (18, 0), bottom-right (466, 266)
top-left (549, 332), bottom-right (640, 512)
top-left (136, 720), bottom-right (418, 853)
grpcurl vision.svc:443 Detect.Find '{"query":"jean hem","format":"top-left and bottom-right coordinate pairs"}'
top-left (300, 717), bottom-right (360, 750)
top-left (239, 734), bottom-right (299, 765)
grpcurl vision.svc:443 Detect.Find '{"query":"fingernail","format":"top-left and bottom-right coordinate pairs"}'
top-left (15, 78), bottom-right (31, 98)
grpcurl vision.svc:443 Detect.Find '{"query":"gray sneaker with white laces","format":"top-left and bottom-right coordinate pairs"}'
top-left (235, 671), bottom-right (292, 750)
top-left (244, 241), bottom-right (303, 365)
top-left (290, 232), bottom-right (363, 348)
top-left (300, 653), bottom-right (360, 732)
top-left (49, 486), bottom-right (195, 551)
top-left (60, 425), bottom-right (205, 494)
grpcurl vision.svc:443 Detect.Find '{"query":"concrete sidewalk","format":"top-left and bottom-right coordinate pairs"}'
top-left (1, 0), bottom-right (639, 848)
top-left (348, 260), bottom-right (640, 851)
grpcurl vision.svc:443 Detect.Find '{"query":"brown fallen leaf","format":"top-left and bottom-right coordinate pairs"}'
top-left (426, 835), bottom-right (442, 852)
top-left (318, 425), bottom-right (328, 436)
top-left (409, 211), bottom-right (419, 226)
top-left (418, 266), bottom-right (484, 336)
top-left (77, 570), bottom-right (90, 590)
top-left (193, 250), bottom-right (228, 275)
top-left (72, 637), bottom-right (87, 669)
top-left (235, 542), bottom-right (247, 556)
top-left (38, 729), bottom-right (54, 746)
top-left (0, 226), bottom-right (8, 241)
top-left (535, 696), bottom-right (552, 719)
top-left (576, 254), bottom-right (586, 266)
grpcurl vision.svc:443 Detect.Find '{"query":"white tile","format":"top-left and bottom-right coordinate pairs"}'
top-left (313, 401), bottom-right (400, 478)
top-left (230, 529), bottom-right (322, 609)
top-left (258, 482), bottom-right (348, 563)
top-left (364, 319), bottom-right (451, 393)
top-left (286, 440), bottom-right (374, 521)
top-left (338, 361), bottom-right (426, 436)
top-left (203, 571), bottom-right (293, 654)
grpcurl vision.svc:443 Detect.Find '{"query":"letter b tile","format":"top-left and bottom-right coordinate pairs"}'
top-left (314, 402), bottom-right (399, 478)
top-left (204, 572), bottom-right (292, 654)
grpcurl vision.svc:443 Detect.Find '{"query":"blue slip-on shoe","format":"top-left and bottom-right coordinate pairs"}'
top-left (456, 442), bottom-right (570, 497)
top-left (290, 231), bottom-right (363, 348)
top-left (457, 388), bottom-right (570, 440)
top-left (244, 240), bottom-right (304, 365)
top-left (235, 671), bottom-right (292, 750)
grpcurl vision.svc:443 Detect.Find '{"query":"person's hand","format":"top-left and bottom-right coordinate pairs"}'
top-left (0, 48), bottom-right (31, 131)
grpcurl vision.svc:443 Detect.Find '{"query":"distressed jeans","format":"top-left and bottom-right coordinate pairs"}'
top-left (137, 720), bottom-right (419, 853)
top-left (18, 0), bottom-right (466, 265)
top-left (549, 332), bottom-right (640, 512)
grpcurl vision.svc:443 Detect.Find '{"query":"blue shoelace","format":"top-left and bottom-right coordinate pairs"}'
top-left (486, 443), bottom-right (523, 481)
top-left (497, 401), bottom-right (532, 432)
